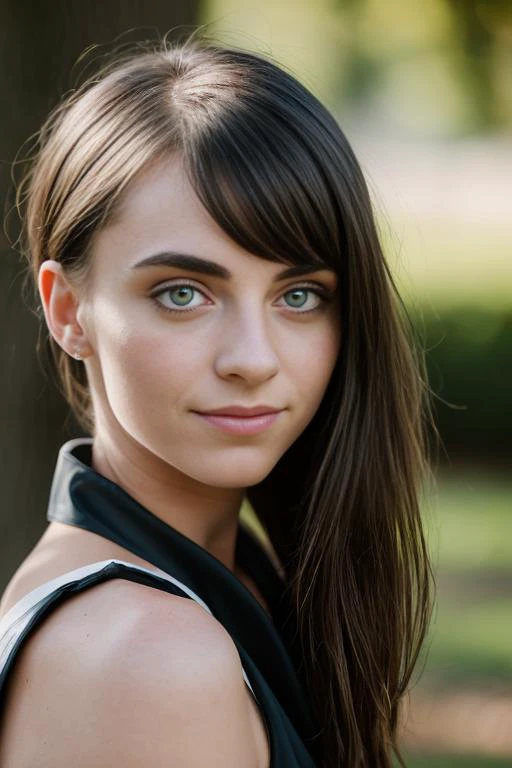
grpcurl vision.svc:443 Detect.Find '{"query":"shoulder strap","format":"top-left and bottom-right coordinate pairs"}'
top-left (0, 559), bottom-right (257, 701)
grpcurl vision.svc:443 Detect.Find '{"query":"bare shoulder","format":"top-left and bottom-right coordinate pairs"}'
top-left (0, 579), bottom-right (269, 768)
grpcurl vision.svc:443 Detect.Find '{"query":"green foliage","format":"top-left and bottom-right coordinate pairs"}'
top-left (431, 472), bottom-right (512, 571)
top-left (204, 0), bottom-right (512, 136)
top-left (426, 597), bottom-right (512, 685)
top-left (411, 305), bottom-right (512, 462)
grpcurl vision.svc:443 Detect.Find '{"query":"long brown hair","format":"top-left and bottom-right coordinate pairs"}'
top-left (17, 31), bottom-right (435, 767)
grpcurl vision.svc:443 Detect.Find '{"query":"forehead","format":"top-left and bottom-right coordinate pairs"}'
top-left (105, 155), bottom-right (221, 250)
top-left (90, 155), bottom-right (284, 278)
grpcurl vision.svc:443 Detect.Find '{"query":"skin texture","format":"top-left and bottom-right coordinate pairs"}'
top-left (38, 153), bottom-right (341, 571)
top-left (0, 578), bottom-right (270, 767)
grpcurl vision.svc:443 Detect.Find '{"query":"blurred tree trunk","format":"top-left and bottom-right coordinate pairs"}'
top-left (0, 1), bottom-right (201, 592)
top-left (446, 0), bottom-right (497, 131)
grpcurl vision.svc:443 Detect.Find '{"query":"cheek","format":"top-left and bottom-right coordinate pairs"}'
top-left (289, 322), bottom-right (341, 401)
top-left (91, 306), bottom-right (204, 417)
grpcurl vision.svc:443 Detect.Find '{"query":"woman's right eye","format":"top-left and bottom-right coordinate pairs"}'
top-left (151, 283), bottom-right (211, 314)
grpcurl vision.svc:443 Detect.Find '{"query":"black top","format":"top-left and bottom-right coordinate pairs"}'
top-left (0, 438), bottom-right (320, 766)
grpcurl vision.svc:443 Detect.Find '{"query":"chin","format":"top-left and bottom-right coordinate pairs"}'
top-left (185, 451), bottom-right (281, 489)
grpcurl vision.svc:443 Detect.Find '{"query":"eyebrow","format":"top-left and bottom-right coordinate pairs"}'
top-left (131, 251), bottom-right (333, 281)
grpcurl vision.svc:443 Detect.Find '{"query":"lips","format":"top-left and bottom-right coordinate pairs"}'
top-left (192, 406), bottom-right (284, 436)
top-left (194, 405), bottom-right (282, 417)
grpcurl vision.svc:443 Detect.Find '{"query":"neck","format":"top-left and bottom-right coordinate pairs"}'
top-left (91, 430), bottom-right (245, 572)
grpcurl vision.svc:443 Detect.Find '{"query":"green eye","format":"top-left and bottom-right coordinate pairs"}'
top-left (152, 282), bottom-right (210, 314)
top-left (152, 282), bottom-right (331, 316)
top-left (169, 286), bottom-right (195, 306)
top-left (284, 289), bottom-right (309, 308)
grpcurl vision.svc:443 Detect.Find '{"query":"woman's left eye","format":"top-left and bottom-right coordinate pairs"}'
top-left (151, 282), bottom-right (331, 315)
top-left (277, 287), bottom-right (327, 312)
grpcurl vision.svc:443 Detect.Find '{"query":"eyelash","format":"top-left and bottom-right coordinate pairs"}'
top-left (150, 280), bottom-right (334, 316)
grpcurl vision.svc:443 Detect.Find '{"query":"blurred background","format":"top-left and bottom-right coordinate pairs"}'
top-left (1, 2), bottom-right (510, 765)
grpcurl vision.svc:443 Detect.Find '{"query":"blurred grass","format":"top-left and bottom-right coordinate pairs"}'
top-left (428, 472), bottom-right (512, 572)
top-left (424, 597), bottom-right (512, 686)
top-left (420, 470), bottom-right (512, 689)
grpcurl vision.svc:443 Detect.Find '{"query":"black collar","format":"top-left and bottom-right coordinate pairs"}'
top-left (47, 438), bottom-right (317, 745)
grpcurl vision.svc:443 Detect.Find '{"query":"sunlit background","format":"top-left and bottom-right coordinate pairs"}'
top-left (1, 2), bottom-right (510, 766)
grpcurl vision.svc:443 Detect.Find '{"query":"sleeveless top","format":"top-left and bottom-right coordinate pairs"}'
top-left (0, 438), bottom-right (321, 767)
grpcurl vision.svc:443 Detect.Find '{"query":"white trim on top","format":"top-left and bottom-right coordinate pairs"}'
top-left (0, 558), bottom-right (257, 699)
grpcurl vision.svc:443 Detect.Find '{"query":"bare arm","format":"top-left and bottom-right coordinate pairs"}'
top-left (93, 593), bottom-right (266, 767)
top-left (0, 580), bottom-right (269, 768)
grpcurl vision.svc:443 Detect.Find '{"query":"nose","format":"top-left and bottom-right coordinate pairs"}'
top-left (214, 305), bottom-right (280, 385)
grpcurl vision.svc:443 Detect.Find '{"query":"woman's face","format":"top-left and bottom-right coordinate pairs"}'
top-left (80, 155), bottom-right (341, 488)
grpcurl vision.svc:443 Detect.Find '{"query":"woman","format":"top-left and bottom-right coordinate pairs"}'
top-left (0, 34), bottom-right (434, 767)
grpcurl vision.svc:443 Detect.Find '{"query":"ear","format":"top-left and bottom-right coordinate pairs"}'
top-left (38, 261), bottom-right (92, 360)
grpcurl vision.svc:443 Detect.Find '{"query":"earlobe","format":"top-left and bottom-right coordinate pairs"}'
top-left (38, 260), bottom-right (91, 360)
